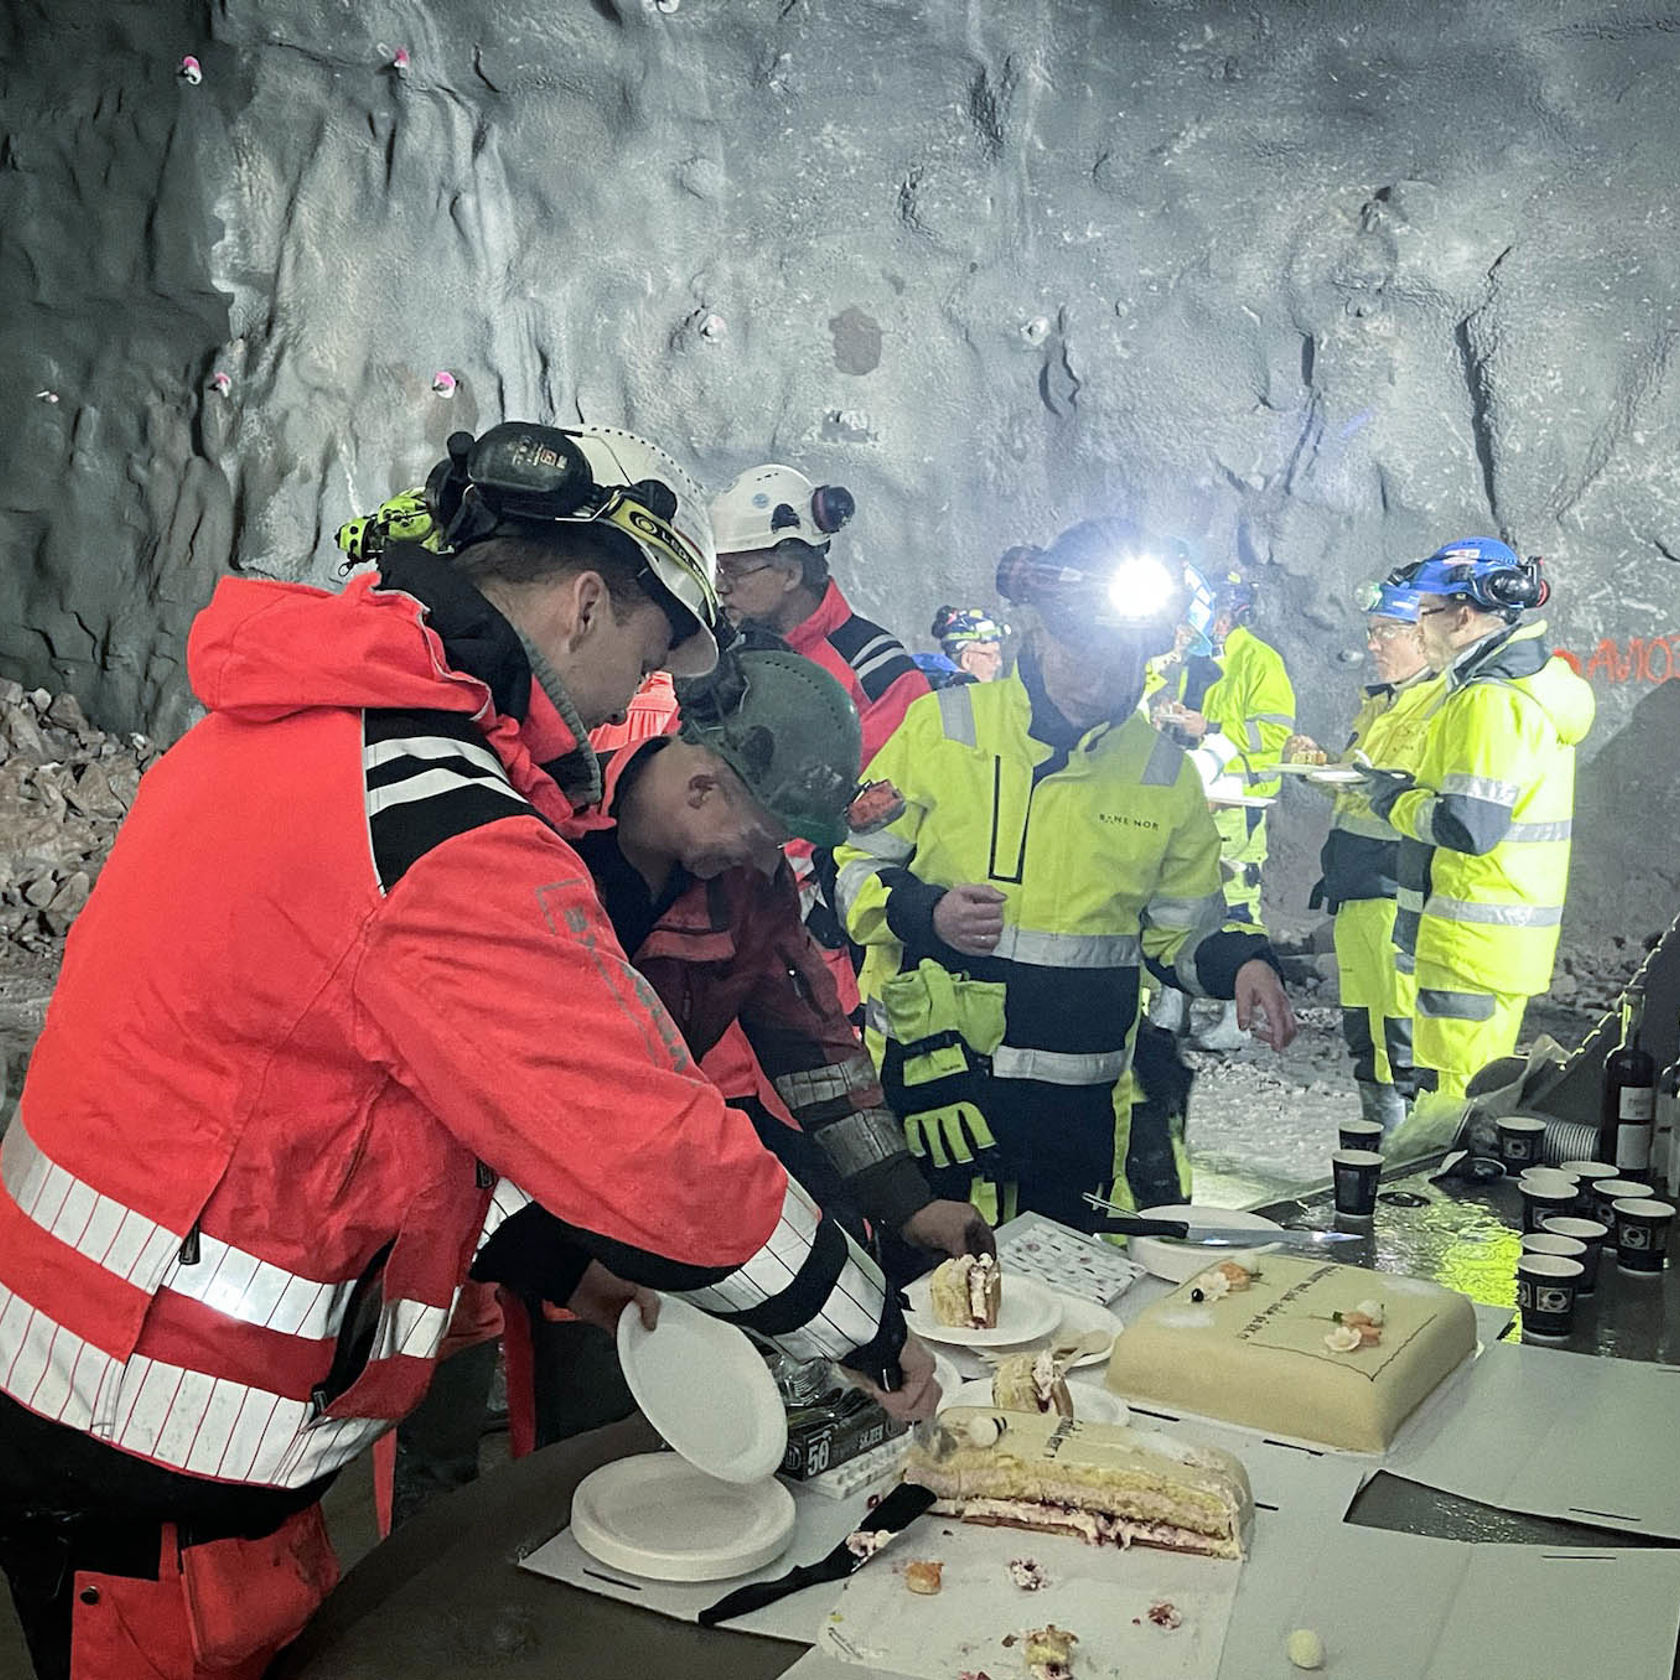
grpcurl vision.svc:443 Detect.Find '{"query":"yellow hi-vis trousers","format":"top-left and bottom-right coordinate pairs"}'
top-left (1333, 897), bottom-right (1418, 1091)
top-left (1411, 963), bottom-right (1529, 1103)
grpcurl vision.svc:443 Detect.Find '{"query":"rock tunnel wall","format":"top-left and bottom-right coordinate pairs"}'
top-left (2, 0), bottom-right (1678, 954)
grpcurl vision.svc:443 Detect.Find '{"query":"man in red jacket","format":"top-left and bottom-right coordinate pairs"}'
top-left (0, 423), bottom-right (932, 1680)
top-left (708, 465), bottom-right (930, 1017)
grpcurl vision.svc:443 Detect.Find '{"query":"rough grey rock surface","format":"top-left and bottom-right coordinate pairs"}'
top-left (2, 0), bottom-right (1679, 946)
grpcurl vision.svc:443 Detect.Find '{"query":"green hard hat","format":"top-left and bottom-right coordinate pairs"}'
top-left (679, 648), bottom-right (863, 847)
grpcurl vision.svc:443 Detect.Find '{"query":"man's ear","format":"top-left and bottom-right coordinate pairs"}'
top-left (565, 572), bottom-right (611, 649)
top-left (685, 770), bottom-right (721, 809)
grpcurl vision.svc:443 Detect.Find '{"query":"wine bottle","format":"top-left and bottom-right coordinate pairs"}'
top-left (1657, 1033), bottom-right (1680, 1199)
top-left (1599, 985), bottom-right (1657, 1178)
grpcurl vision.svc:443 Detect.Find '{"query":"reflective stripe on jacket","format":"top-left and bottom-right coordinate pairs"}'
top-left (1386, 621), bottom-right (1595, 994)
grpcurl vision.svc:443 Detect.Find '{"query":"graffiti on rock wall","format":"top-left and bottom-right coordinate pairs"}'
top-left (1554, 637), bottom-right (1680, 685)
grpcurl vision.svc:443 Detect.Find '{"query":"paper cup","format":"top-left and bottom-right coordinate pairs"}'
top-left (1614, 1198), bottom-right (1675, 1274)
top-left (1515, 1252), bottom-right (1584, 1339)
top-left (1496, 1115), bottom-right (1547, 1170)
top-left (1522, 1231), bottom-right (1587, 1264)
top-left (1540, 1216), bottom-right (1608, 1292)
top-left (1519, 1175), bottom-right (1578, 1233)
top-left (1338, 1118), bottom-right (1385, 1153)
top-left (1592, 1178), bottom-right (1653, 1243)
top-left (1332, 1149), bottom-right (1383, 1217)
top-left (1558, 1160), bottom-right (1617, 1216)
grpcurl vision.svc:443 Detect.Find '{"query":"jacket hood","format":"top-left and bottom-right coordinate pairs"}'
top-left (189, 574), bottom-right (496, 724)
top-left (1458, 620), bottom-right (1595, 746)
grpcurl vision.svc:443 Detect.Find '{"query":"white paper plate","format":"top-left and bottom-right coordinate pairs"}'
top-left (903, 1271), bottom-right (1061, 1347)
top-left (931, 1350), bottom-right (965, 1406)
top-left (1271, 759), bottom-right (1348, 777)
top-left (1125, 1204), bottom-right (1285, 1283)
top-left (948, 1377), bottom-right (1131, 1426)
top-left (1048, 1291), bottom-right (1124, 1367)
top-left (569, 1453), bottom-right (796, 1583)
top-left (1307, 766), bottom-right (1366, 786)
top-left (616, 1295), bottom-right (787, 1483)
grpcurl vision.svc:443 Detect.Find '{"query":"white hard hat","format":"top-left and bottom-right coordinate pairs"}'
top-left (709, 464), bottom-right (856, 558)
top-left (439, 422), bottom-right (721, 676)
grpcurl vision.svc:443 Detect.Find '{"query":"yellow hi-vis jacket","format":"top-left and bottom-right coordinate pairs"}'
top-left (833, 662), bottom-right (1270, 1112)
top-left (1314, 668), bottom-right (1445, 910)
top-left (1150, 625), bottom-right (1295, 797)
top-left (1375, 621), bottom-right (1594, 996)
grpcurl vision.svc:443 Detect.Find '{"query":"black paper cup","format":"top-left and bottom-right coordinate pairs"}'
top-left (1496, 1115), bottom-right (1547, 1170)
top-left (1541, 1216), bottom-right (1608, 1292)
top-left (1614, 1198), bottom-right (1675, 1273)
top-left (1519, 1176), bottom-right (1578, 1233)
top-left (1339, 1119), bottom-right (1385, 1153)
top-left (1332, 1149), bottom-right (1383, 1217)
top-left (1558, 1160), bottom-right (1617, 1216)
top-left (1516, 1253), bottom-right (1584, 1339)
top-left (1592, 1179), bottom-right (1653, 1245)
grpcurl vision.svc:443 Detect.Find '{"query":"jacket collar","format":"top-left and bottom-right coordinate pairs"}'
top-left (1016, 638), bottom-right (1133, 751)
top-left (1365, 665), bottom-right (1436, 700)
top-left (1446, 619), bottom-right (1549, 691)
top-left (786, 579), bottom-right (853, 653)
top-left (376, 545), bottom-right (600, 805)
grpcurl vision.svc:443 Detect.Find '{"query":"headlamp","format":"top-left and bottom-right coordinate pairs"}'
top-left (1105, 554), bottom-right (1180, 624)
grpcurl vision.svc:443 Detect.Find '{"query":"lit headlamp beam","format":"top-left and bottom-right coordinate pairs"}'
top-left (1105, 554), bottom-right (1179, 622)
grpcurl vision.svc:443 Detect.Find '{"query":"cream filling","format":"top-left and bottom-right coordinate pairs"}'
top-left (933, 1496), bottom-right (1237, 1557)
top-left (1031, 1349), bottom-right (1058, 1407)
top-left (968, 1255), bottom-right (997, 1326)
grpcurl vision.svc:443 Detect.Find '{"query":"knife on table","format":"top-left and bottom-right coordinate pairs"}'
top-left (1079, 1194), bottom-right (1358, 1250)
top-left (697, 1480), bottom-right (937, 1626)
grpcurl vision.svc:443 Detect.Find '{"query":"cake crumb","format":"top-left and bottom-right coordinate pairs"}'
top-left (906, 1560), bottom-right (944, 1595)
top-left (1147, 1600), bottom-right (1183, 1630)
top-left (1007, 1557), bottom-right (1048, 1591)
top-left (1287, 1627), bottom-right (1327, 1669)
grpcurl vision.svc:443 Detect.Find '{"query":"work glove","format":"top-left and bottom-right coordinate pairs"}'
top-left (1359, 764), bottom-right (1416, 818)
top-left (903, 1102), bottom-right (997, 1171)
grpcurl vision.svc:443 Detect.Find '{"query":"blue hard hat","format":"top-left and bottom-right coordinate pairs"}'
top-left (1353, 579), bottom-right (1424, 622)
top-left (1397, 536), bottom-right (1547, 618)
top-left (1181, 563), bottom-right (1218, 655)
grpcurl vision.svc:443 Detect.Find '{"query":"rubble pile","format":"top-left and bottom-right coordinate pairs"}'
top-left (0, 681), bottom-right (156, 956)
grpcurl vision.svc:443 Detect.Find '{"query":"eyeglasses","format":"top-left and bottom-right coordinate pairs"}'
top-left (716, 559), bottom-right (779, 584)
top-left (1366, 622), bottom-right (1416, 642)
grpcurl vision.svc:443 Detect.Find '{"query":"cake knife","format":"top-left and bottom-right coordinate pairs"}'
top-left (1079, 1195), bottom-right (1358, 1249)
top-left (696, 1480), bottom-right (937, 1626)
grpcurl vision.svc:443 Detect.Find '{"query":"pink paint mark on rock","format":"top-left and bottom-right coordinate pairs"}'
top-left (431, 370), bottom-right (457, 397)
top-left (178, 55), bottom-right (203, 85)
top-left (392, 47), bottom-right (412, 72)
top-left (209, 371), bottom-right (232, 397)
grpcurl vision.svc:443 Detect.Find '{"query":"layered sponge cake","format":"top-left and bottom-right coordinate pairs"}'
top-left (928, 1253), bottom-right (1001, 1329)
top-left (903, 1407), bottom-right (1251, 1560)
top-left (1105, 1254), bottom-right (1477, 1452)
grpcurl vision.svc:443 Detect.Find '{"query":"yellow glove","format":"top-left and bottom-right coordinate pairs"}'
top-left (904, 1103), bottom-right (996, 1170)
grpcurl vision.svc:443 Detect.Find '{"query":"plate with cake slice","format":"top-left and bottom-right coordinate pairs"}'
top-left (949, 1372), bottom-right (1131, 1427)
top-left (905, 1255), bottom-right (1060, 1347)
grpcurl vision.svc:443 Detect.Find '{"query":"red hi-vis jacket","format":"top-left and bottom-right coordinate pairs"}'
top-left (0, 559), bottom-right (898, 1493)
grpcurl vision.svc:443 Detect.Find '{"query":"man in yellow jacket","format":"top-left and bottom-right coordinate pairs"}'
top-left (833, 520), bottom-right (1296, 1228)
top-left (1361, 539), bottom-right (1594, 1144)
top-left (1151, 571), bottom-right (1296, 1047)
top-left (1294, 581), bottom-right (1443, 1135)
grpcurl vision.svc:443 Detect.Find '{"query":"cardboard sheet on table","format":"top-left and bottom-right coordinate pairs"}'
top-left (818, 1521), bottom-right (1241, 1680)
top-left (518, 1477), bottom-right (885, 1644)
top-left (1220, 1523), bottom-right (1680, 1679)
top-left (1385, 1338), bottom-right (1680, 1537)
top-left (816, 1430), bottom-right (1365, 1680)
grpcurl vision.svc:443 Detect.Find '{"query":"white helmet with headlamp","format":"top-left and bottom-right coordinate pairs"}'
top-left (426, 422), bottom-right (721, 676)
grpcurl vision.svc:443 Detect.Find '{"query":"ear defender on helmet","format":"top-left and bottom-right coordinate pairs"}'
top-left (811, 484), bottom-right (855, 536)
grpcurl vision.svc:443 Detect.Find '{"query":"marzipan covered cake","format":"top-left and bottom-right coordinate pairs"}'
top-left (1105, 1253), bottom-right (1477, 1451)
top-left (903, 1406), bottom-right (1252, 1560)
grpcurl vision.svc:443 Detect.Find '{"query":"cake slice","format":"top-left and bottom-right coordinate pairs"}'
top-left (991, 1350), bottom-right (1073, 1418)
top-left (928, 1253), bottom-right (1001, 1329)
top-left (904, 1406), bottom-right (1251, 1560)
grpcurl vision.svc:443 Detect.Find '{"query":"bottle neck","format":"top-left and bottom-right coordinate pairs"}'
top-left (1624, 992), bottom-right (1646, 1048)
